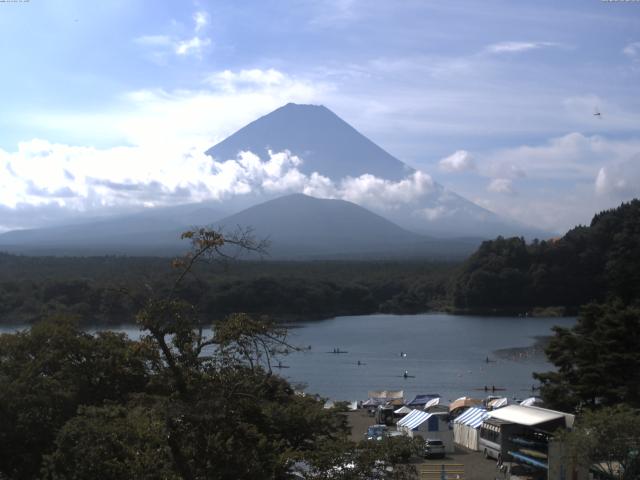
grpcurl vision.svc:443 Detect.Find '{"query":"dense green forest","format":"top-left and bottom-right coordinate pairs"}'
top-left (0, 254), bottom-right (454, 326)
top-left (452, 199), bottom-right (640, 313)
top-left (2, 199), bottom-right (640, 325)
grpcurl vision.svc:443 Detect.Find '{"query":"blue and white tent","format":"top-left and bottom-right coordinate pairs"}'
top-left (397, 409), bottom-right (454, 452)
top-left (397, 409), bottom-right (433, 431)
top-left (453, 407), bottom-right (489, 451)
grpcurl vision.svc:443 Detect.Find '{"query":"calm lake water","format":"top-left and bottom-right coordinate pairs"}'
top-left (0, 313), bottom-right (575, 403)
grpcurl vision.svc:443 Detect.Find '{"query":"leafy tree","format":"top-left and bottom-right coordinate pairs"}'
top-left (558, 405), bottom-right (640, 480)
top-left (0, 317), bottom-right (154, 480)
top-left (534, 302), bottom-right (640, 411)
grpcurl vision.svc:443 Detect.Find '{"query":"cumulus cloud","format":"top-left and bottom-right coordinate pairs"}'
top-left (484, 41), bottom-right (558, 54)
top-left (339, 171), bottom-right (435, 210)
top-left (0, 140), bottom-right (438, 230)
top-left (487, 178), bottom-right (514, 195)
top-left (438, 150), bottom-right (475, 173)
top-left (595, 154), bottom-right (640, 199)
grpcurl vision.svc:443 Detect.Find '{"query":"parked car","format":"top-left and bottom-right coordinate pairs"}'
top-left (423, 439), bottom-right (446, 459)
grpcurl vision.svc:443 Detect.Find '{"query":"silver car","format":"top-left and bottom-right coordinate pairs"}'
top-left (424, 439), bottom-right (446, 459)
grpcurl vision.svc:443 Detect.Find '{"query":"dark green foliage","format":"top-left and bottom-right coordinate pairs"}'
top-left (534, 302), bottom-right (640, 411)
top-left (42, 403), bottom-right (177, 480)
top-left (0, 317), bottom-right (153, 480)
top-left (0, 230), bottom-right (420, 479)
top-left (452, 200), bottom-right (640, 312)
top-left (0, 255), bottom-right (454, 326)
top-left (558, 405), bottom-right (640, 480)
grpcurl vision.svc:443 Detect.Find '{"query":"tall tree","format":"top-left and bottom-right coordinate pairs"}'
top-left (534, 302), bottom-right (640, 411)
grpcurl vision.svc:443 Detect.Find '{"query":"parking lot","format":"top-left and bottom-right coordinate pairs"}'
top-left (346, 411), bottom-right (501, 480)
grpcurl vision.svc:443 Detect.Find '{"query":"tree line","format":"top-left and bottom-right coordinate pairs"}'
top-left (0, 254), bottom-right (453, 326)
top-left (452, 199), bottom-right (640, 313)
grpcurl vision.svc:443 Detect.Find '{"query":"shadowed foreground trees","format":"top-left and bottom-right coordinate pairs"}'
top-left (0, 229), bottom-right (419, 480)
top-left (558, 405), bottom-right (640, 480)
top-left (534, 302), bottom-right (640, 412)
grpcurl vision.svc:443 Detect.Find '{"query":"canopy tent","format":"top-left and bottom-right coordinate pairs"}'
top-left (397, 410), bottom-right (454, 451)
top-left (397, 409), bottom-right (432, 430)
top-left (394, 406), bottom-right (412, 415)
top-left (453, 407), bottom-right (489, 451)
top-left (449, 397), bottom-right (483, 413)
top-left (407, 394), bottom-right (440, 408)
top-left (488, 405), bottom-right (575, 429)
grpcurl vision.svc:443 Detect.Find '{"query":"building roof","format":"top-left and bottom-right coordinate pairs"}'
top-left (488, 405), bottom-right (574, 428)
top-left (397, 409), bottom-right (433, 430)
top-left (454, 407), bottom-right (489, 428)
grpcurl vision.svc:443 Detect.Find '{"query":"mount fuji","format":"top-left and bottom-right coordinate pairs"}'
top-left (0, 103), bottom-right (548, 257)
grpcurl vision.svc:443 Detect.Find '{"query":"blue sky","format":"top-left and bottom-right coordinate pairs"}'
top-left (0, 0), bottom-right (639, 233)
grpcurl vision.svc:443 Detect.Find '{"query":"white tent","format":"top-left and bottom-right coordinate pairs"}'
top-left (397, 410), bottom-right (454, 452)
top-left (452, 407), bottom-right (489, 451)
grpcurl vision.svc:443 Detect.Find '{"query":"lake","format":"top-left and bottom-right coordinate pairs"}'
top-left (0, 313), bottom-right (575, 403)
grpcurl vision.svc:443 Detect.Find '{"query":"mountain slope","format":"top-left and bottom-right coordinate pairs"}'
top-left (207, 103), bottom-right (410, 181)
top-left (214, 194), bottom-right (479, 259)
top-left (207, 103), bottom-right (549, 239)
top-left (0, 203), bottom-right (225, 255)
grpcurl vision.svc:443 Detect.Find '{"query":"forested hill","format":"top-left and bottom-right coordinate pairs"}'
top-left (0, 255), bottom-right (454, 326)
top-left (452, 199), bottom-right (640, 313)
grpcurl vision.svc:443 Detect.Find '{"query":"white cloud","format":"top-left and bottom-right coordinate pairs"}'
top-left (175, 36), bottom-right (211, 57)
top-left (135, 9), bottom-right (212, 61)
top-left (27, 68), bottom-right (325, 151)
top-left (487, 178), bottom-right (514, 194)
top-left (438, 150), bottom-right (475, 173)
top-left (207, 69), bottom-right (289, 92)
top-left (339, 171), bottom-right (436, 210)
top-left (595, 154), bottom-right (640, 199)
top-left (484, 41), bottom-right (558, 54)
top-left (623, 42), bottom-right (640, 57)
top-left (0, 140), bottom-right (438, 230)
top-left (483, 132), bottom-right (640, 181)
top-left (194, 11), bottom-right (209, 32)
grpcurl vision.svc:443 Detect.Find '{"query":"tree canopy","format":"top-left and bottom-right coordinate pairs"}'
top-left (452, 199), bottom-right (640, 312)
top-left (0, 228), bottom-right (420, 480)
top-left (533, 302), bottom-right (640, 412)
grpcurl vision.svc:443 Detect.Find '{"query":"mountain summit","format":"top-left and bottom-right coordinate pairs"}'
top-left (207, 103), bottom-right (547, 239)
top-left (207, 103), bottom-right (409, 181)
